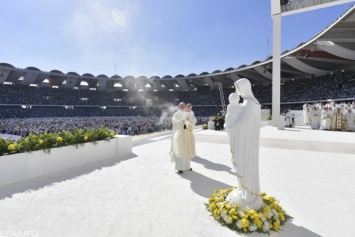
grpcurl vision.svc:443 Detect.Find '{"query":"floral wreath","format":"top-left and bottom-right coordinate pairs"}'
top-left (206, 187), bottom-right (292, 235)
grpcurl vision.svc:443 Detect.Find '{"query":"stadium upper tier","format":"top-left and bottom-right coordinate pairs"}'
top-left (1, 5), bottom-right (355, 92)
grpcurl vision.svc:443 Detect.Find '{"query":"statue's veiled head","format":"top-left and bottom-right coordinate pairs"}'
top-left (234, 78), bottom-right (260, 105)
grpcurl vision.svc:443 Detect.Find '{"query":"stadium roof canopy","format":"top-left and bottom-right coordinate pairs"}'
top-left (1, 4), bottom-right (355, 92)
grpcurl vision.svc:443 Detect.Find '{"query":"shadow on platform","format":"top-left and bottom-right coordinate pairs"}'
top-left (179, 171), bottom-right (232, 198)
top-left (0, 152), bottom-right (137, 200)
top-left (277, 222), bottom-right (322, 237)
top-left (192, 156), bottom-right (235, 176)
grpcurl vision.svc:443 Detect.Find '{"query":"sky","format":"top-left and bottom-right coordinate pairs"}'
top-left (0, 0), bottom-right (353, 78)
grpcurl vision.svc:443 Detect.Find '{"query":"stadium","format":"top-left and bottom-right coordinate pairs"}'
top-left (1, 4), bottom-right (355, 123)
top-left (1, 1), bottom-right (355, 237)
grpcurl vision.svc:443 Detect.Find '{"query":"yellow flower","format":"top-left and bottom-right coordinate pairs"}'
top-left (271, 201), bottom-right (281, 211)
top-left (247, 210), bottom-right (257, 216)
top-left (241, 218), bottom-right (250, 228)
top-left (225, 203), bottom-right (232, 209)
top-left (273, 221), bottom-right (280, 230)
top-left (254, 218), bottom-right (262, 228)
top-left (7, 144), bottom-right (16, 151)
top-left (263, 206), bottom-right (271, 216)
top-left (213, 209), bottom-right (219, 216)
top-left (279, 212), bottom-right (285, 221)
top-left (56, 137), bottom-right (63, 142)
top-left (209, 203), bottom-right (216, 210)
top-left (32, 135), bottom-right (36, 138)
top-left (38, 139), bottom-right (44, 144)
top-left (233, 203), bottom-right (239, 209)
top-left (84, 136), bottom-right (89, 141)
top-left (263, 196), bottom-right (274, 202)
top-left (229, 208), bottom-right (237, 216)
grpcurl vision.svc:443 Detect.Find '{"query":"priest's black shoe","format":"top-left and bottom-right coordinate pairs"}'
top-left (189, 168), bottom-right (193, 171)
top-left (178, 170), bottom-right (183, 174)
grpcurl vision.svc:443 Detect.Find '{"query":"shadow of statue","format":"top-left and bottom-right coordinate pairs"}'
top-left (271, 222), bottom-right (322, 237)
top-left (192, 156), bottom-right (235, 176)
top-left (284, 129), bottom-right (301, 132)
top-left (0, 152), bottom-right (137, 200)
top-left (179, 171), bottom-right (233, 198)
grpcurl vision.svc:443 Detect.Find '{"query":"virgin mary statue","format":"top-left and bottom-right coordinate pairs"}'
top-left (224, 78), bottom-right (263, 210)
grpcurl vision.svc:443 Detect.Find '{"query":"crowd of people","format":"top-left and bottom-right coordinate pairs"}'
top-left (0, 116), bottom-right (170, 137)
top-left (0, 106), bottom-right (221, 119)
top-left (302, 101), bottom-right (355, 131)
top-left (1, 69), bottom-right (355, 134)
top-left (0, 115), bottom-right (208, 137)
top-left (1, 70), bottom-right (354, 113)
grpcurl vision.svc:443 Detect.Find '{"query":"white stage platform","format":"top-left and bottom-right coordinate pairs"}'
top-left (0, 126), bottom-right (354, 237)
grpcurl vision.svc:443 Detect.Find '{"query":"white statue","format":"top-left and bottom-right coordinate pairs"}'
top-left (224, 78), bottom-right (263, 210)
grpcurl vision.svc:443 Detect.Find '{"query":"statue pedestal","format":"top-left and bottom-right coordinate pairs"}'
top-left (226, 189), bottom-right (263, 210)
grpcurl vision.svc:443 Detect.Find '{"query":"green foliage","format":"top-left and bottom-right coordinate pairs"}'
top-left (202, 124), bottom-right (208, 129)
top-left (0, 128), bottom-right (115, 157)
top-left (267, 115), bottom-right (272, 120)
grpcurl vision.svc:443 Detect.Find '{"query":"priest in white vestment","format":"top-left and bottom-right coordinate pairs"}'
top-left (169, 102), bottom-right (195, 173)
top-left (185, 103), bottom-right (196, 159)
top-left (285, 109), bottom-right (294, 127)
top-left (333, 107), bottom-right (343, 131)
top-left (344, 108), bottom-right (355, 131)
top-left (321, 106), bottom-right (332, 130)
top-left (310, 106), bottom-right (321, 129)
top-left (225, 78), bottom-right (263, 210)
top-left (304, 106), bottom-right (311, 125)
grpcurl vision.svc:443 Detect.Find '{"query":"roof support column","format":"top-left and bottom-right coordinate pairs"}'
top-left (272, 12), bottom-right (281, 126)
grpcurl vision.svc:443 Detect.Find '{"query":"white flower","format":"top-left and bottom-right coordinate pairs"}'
top-left (268, 211), bottom-right (273, 218)
top-left (260, 214), bottom-right (267, 222)
top-left (225, 215), bottom-right (233, 224)
top-left (220, 211), bottom-right (229, 223)
top-left (272, 209), bottom-right (279, 217)
top-left (248, 224), bottom-right (258, 232)
top-left (263, 221), bottom-right (270, 231)
top-left (236, 220), bottom-right (242, 229)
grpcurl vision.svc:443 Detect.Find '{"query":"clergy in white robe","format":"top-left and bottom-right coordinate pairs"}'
top-left (185, 103), bottom-right (196, 159)
top-left (321, 106), bottom-right (332, 130)
top-left (225, 78), bottom-right (263, 210)
top-left (285, 109), bottom-right (294, 127)
top-left (310, 106), bottom-right (321, 129)
top-left (329, 107), bottom-right (337, 130)
top-left (169, 102), bottom-right (194, 173)
top-left (344, 108), bottom-right (355, 131)
top-left (333, 107), bottom-right (344, 131)
top-left (304, 107), bottom-right (311, 125)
